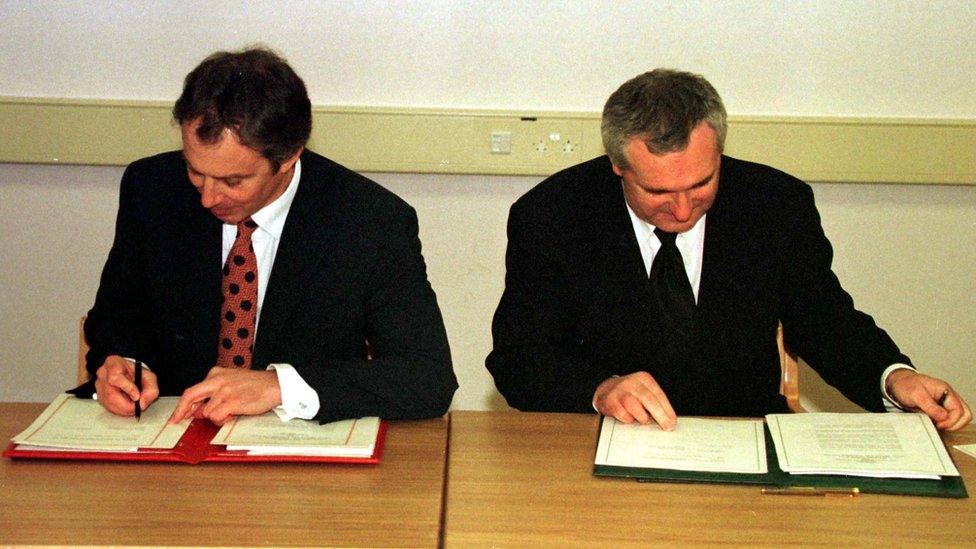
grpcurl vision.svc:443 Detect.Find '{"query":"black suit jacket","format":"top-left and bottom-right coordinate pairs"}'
top-left (486, 155), bottom-right (909, 416)
top-left (78, 150), bottom-right (456, 422)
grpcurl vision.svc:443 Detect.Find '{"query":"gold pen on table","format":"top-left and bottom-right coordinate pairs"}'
top-left (134, 360), bottom-right (142, 421)
top-left (761, 487), bottom-right (859, 497)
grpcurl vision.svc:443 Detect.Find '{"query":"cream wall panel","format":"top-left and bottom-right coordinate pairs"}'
top-left (0, 99), bottom-right (178, 165)
top-left (2, 99), bottom-right (974, 184)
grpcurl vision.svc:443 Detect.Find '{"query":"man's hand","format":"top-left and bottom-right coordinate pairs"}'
top-left (168, 367), bottom-right (282, 426)
top-left (886, 369), bottom-right (972, 431)
top-left (593, 371), bottom-right (677, 430)
top-left (94, 355), bottom-right (159, 416)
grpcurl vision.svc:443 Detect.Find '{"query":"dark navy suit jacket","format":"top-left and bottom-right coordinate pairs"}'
top-left (487, 155), bottom-right (909, 416)
top-left (79, 150), bottom-right (456, 422)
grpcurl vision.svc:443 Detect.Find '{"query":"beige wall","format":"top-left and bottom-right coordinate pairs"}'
top-left (1, 2), bottom-right (974, 408)
top-left (1, 164), bottom-right (974, 410)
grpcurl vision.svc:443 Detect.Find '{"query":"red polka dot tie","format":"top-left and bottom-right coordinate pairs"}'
top-left (217, 217), bottom-right (259, 369)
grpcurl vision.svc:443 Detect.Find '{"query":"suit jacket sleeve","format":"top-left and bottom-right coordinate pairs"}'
top-left (79, 161), bottom-right (154, 388)
top-left (776, 180), bottom-right (911, 411)
top-left (284, 202), bottom-right (457, 423)
top-left (486, 198), bottom-right (614, 413)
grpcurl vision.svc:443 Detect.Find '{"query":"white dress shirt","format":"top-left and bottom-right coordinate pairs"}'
top-left (221, 159), bottom-right (320, 420)
top-left (625, 202), bottom-right (706, 302)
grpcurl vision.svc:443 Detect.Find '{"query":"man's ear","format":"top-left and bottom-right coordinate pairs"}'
top-left (279, 146), bottom-right (304, 173)
top-left (611, 162), bottom-right (624, 178)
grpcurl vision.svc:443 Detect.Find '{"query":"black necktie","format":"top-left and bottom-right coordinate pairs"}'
top-left (650, 228), bottom-right (696, 337)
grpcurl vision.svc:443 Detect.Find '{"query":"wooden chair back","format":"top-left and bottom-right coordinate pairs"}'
top-left (777, 322), bottom-right (804, 412)
top-left (77, 316), bottom-right (90, 385)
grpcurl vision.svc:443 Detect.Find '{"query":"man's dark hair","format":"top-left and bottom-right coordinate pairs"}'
top-left (601, 68), bottom-right (727, 170)
top-left (173, 47), bottom-right (312, 172)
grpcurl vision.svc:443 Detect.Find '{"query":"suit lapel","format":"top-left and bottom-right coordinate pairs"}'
top-left (595, 208), bottom-right (648, 294)
top-left (254, 163), bottom-right (336, 358)
top-left (175, 178), bottom-right (223, 366)
top-left (579, 170), bottom-right (653, 335)
top-left (696, 157), bottom-right (739, 355)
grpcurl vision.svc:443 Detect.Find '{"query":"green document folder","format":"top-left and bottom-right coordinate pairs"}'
top-left (593, 426), bottom-right (968, 499)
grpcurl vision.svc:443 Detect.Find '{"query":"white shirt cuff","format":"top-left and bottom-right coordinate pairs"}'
top-left (881, 363), bottom-right (915, 412)
top-left (267, 363), bottom-right (320, 421)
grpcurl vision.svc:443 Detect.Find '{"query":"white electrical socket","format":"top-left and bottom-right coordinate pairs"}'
top-left (490, 132), bottom-right (512, 154)
top-left (484, 119), bottom-right (581, 164)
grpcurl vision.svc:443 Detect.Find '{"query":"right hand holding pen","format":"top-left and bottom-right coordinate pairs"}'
top-left (94, 355), bottom-right (159, 416)
top-left (593, 371), bottom-right (677, 430)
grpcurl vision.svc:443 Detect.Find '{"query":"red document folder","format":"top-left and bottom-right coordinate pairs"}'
top-left (4, 418), bottom-right (387, 465)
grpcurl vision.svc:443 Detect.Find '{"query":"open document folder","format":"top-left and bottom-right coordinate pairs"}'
top-left (593, 414), bottom-right (966, 498)
top-left (4, 393), bottom-right (386, 464)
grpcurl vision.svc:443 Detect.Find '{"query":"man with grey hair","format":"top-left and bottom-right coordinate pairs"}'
top-left (486, 69), bottom-right (970, 431)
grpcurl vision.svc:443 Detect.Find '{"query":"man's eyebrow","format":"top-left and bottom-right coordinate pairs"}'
top-left (181, 154), bottom-right (250, 180)
top-left (689, 170), bottom-right (715, 189)
top-left (645, 169), bottom-right (716, 194)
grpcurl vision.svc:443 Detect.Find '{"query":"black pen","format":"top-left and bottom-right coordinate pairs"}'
top-left (134, 360), bottom-right (143, 421)
top-left (938, 389), bottom-right (950, 407)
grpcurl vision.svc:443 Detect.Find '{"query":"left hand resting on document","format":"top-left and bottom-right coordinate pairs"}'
top-left (168, 367), bottom-right (282, 426)
top-left (886, 369), bottom-right (972, 431)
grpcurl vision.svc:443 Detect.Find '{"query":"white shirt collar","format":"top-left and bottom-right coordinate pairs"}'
top-left (246, 158), bottom-right (301, 239)
top-left (623, 191), bottom-right (707, 301)
top-left (623, 193), bottom-right (707, 249)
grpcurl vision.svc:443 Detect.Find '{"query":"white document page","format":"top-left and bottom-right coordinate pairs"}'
top-left (11, 394), bottom-right (189, 451)
top-left (212, 414), bottom-right (380, 457)
top-left (594, 416), bottom-right (768, 474)
top-left (766, 412), bottom-right (959, 479)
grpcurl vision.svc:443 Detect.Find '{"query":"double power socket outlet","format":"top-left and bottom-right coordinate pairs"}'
top-left (490, 127), bottom-right (577, 156)
top-left (475, 115), bottom-right (598, 172)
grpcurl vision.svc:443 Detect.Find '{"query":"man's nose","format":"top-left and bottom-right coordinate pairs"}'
top-left (199, 179), bottom-right (220, 209)
top-left (670, 192), bottom-right (692, 222)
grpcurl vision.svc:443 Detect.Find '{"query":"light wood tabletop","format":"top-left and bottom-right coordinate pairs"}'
top-left (0, 403), bottom-right (448, 548)
top-left (444, 411), bottom-right (976, 548)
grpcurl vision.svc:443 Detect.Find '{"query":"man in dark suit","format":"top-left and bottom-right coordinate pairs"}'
top-left (78, 48), bottom-right (456, 425)
top-left (486, 69), bottom-right (970, 431)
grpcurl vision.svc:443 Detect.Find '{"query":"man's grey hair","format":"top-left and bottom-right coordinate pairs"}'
top-left (601, 69), bottom-right (727, 169)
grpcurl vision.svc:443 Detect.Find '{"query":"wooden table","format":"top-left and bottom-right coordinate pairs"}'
top-left (444, 411), bottom-right (976, 547)
top-left (0, 403), bottom-right (448, 547)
